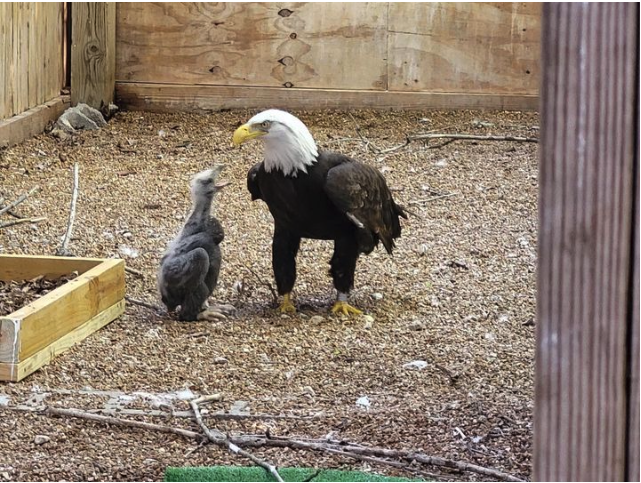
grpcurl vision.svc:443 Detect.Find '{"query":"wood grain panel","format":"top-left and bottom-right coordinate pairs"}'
top-left (116, 82), bottom-right (538, 112)
top-left (0, 3), bottom-right (13, 118)
top-left (116, 2), bottom-right (388, 90)
top-left (534, 3), bottom-right (638, 481)
top-left (1, 3), bottom-right (65, 120)
top-left (388, 2), bottom-right (540, 94)
top-left (71, 2), bottom-right (116, 109)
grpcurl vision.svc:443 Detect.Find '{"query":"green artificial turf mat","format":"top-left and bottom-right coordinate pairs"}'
top-left (165, 466), bottom-right (421, 482)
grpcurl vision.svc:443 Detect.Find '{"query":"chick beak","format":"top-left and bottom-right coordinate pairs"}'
top-left (215, 181), bottom-right (231, 190)
top-left (232, 124), bottom-right (265, 145)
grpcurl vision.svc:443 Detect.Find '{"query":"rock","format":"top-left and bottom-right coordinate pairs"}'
top-left (355, 395), bottom-right (370, 409)
top-left (54, 103), bottom-right (107, 134)
top-left (403, 360), bottom-right (428, 370)
top-left (309, 315), bottom-right (324, 324)
top-left (363, 314), bottom-right (374, 329)
top-left (34, 435), bottom-right (50, 445)
top-left (213, 356), bottom-right (228, 364)
top-left (370, 292), bottom-right (383, 301)
top-left (408, 320), bottom-right (426, 331)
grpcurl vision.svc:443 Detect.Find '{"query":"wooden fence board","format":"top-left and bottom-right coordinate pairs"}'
top-left (116, 2), bottom-right (388, 91)
top-left (534, 3), bottom-right (639, 481)
top-left (387, 3), bottom-right (540, 94)
top-left (71, 2), bottom-right (116, 109)
top-left (1, 3), bottom-right (65, 120)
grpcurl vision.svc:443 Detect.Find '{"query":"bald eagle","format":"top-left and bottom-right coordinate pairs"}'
top-left (233, 110), bottom-right (407, 315)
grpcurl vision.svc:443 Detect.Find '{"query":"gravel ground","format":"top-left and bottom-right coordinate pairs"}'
top-left (0, 108), bottom-right (538, 482)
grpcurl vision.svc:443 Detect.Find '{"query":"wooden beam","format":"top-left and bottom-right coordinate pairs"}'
top-left (627, 70), bottom-right (640, 483)
top-left (71, 2), bottom-right (115, 110)
top-left (0, 254), bottom-right (102, 281)
top-left (116, 82), bottom-right (539, 112)
top-left (0, 95), bottom-right (69, 148)
top-left (534, 3), bottom-right (639, 481)
top-left (0, 258), bottom-right (125, 364)
top-left (0, 300), bottom-right (125, 382)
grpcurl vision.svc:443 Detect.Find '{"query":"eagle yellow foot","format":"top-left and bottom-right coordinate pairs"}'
top-left (331, 301), bottom-right (363, 316)
top-left (278, 294), bottom-right (296, 314)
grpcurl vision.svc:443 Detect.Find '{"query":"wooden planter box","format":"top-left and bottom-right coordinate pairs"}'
top-left (0, 255), bottom-right (125, 382)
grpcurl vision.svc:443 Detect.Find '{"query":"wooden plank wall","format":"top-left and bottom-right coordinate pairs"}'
top-left (71, 2), bottom-right (116, 110)
top-left (534, 3), bottom-right (639, 481)
top-left (0, 3), bottom-right (65, 120)
top-left (115, 2), bottom-right (540, 111)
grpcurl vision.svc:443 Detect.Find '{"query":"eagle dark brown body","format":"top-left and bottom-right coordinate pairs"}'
top-left (248, 150), bottom-right (407, 304)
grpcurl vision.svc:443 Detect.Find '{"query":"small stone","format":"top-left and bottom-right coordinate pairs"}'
top-left (370, 292), bottom-right (383, 301)
top-left (302, 386), bottom-right (315, 396)
top-left (309, 315), bottom-right (324, 324)
top-left (213, 356), bottom-right (228, 364)
top-left (34, 435), bottom-right (50, 445)
top-left (403, 360), bottom-right (428, 370)
top-left (363, 314), bottom-right (374, 329)
top-left (408, 320), bottom-right (426, 331)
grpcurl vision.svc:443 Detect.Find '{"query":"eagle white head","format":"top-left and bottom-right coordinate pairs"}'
top-left (233, 109), bottom-right (319, 177)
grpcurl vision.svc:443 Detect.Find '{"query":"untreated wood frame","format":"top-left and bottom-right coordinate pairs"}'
top-left (0, 254), bottom-right (125, 382)
top-left (534, 3), bottom-right (639, 480)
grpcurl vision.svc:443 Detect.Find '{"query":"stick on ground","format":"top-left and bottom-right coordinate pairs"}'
top-left (190, 396), bottom-right (284, 482)
top-left (0, 216), bottom-right (47, 229)
top-left (39, 404), bottom-right (525, 482)
top-left (0, 186), bottom-right (40, 217)
top-left (125, 296), bottom-right (165, 313)
top-left (56, 163), bottom-right (79, 256)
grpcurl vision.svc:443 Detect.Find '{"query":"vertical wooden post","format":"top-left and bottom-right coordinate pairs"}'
top-left (71, 2), bottom-right (115, 110)
top-left (535, 3), bottom-right (639, 481)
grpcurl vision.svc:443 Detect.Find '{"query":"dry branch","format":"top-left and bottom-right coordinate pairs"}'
top-left (0, 186), bottom-right (40, 217)
top-left (0, 216), bottom-right (47, 229)
top-left (56, 163), bottom-right (79, 256)
top-left (381, 133), bottom-right (538, 155)
top-left (190, 396), bottom-right (284, 482)
top-left (124, 266), bottom-right (145, 278)
top-left (244, 265), bottom-right (278, 303)
top-left (45, 407), bottom-right (205, 441)
top-left (41, 404), bottom-right (525, 482)
top-left (125, 296), bottom-right (165, 313)
top-left (408, 193), bottom-right (457, 205)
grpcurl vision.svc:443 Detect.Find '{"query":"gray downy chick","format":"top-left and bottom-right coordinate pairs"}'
top-left (158, 165), bottom-right (234, 321)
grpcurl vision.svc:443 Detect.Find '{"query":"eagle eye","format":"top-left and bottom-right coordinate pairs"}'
top-left (261, 121), bottom-right (270, 129)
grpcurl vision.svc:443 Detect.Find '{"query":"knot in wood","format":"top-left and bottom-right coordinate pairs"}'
top-left (278, 8), bottom-right (293, 17)
top-left (278, 56), bottom-right (294, 67)
top-left (289, 33), bottom-right (297, 39)
top-left (283, 82), bottom-right (294, 88)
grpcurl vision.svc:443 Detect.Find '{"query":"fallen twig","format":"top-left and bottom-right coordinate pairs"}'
top-left (190, 396), bottom-right (284, 482)
top-left (56, 163), bottom-right (79, 256)
top-left (408, 193), bottom-right (457, 205)
top-left (380, 132), bottom-right (539, 155)
top-left (0, 186), bottom-right (40, 217)
top-left (125, 296), bottom-right (165, 313)
top-left (45, 406), bottom-right (205, 441)
top-left (0, 216), bottom-right (47, 229)
top-left (125, 266), bottom-right (145, 278)
top-left (244, 265), bottom-right (278, 303)
top-left (41, 404), bottom-right (524, 482)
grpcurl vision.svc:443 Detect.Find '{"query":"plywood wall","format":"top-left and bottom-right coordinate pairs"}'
top-left (116, 2), bottom-right (541, 111)
top-left (0, 3), bottom-right (66, 120)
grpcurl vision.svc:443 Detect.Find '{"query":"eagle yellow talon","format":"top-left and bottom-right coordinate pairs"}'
top-left (278, 294), bottom-right (296, 314)
top-left (331, 301), bottom-right (363, 316)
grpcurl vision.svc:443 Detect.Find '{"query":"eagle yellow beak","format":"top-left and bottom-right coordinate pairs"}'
top-left (233, 124), bottom-right (265, 146)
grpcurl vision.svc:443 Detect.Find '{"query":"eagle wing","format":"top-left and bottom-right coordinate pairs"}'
top-left (247, 162), bottom-right (263, 201)
top-left (323, 159), bottom-right (407, 254)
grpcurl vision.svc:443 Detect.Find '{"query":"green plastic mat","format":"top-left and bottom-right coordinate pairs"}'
top-left (165, 466), bottom-right (420, 482)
